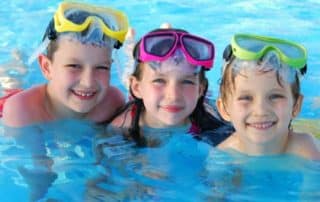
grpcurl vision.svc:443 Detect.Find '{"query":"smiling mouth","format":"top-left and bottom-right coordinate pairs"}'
top-left (72, 90), bottom-right (96, 100)
top-left (161, 105), bottom-right (183, 113)
top-left (247, 121), bottom-right (275, 130)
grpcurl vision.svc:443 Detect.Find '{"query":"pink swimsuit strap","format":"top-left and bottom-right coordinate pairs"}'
top-left (0, 88), bottom-right (23, 117)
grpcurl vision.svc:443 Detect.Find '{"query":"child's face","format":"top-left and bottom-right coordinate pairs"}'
top-left (43, 38), bottom-right (112, 115)
top-left (131, 61), bottom-right (203, 128)
top-left (218, 69), bottom-right (302, 151)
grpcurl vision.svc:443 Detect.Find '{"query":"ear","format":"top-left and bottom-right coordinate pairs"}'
top-left (292, 94), bottom-right (303, 118)
top-left (216, 98), bottom-right (231, 122)
top-left (38, 54), bottom-right (52, 80)
top-left (129, 76), bottom-right (143, 99)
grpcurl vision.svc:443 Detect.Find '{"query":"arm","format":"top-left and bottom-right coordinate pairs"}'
top-left (5, 125), bottom-right (57, 201)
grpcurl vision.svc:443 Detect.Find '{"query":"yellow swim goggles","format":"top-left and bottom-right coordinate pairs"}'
top-left (223, 34), bottom-right (307, 73)
top-left (45, 1), bottom-right (129, 49)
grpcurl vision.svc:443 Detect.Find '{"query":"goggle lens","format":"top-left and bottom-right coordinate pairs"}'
top-left (144, 34), bottom-right (175, 57)
top-left (182, 36), bottom-right (213, 61)
top-left (231, 34), bottom-right (307, 69)
top-left (236, 37), bottom-right (304, 59)
top-left (139, 31), bottom-right (214, 69)
top-left (63, 9), bottom-right (120, 32)
top-left (64, 10), bottom-right (90, 24)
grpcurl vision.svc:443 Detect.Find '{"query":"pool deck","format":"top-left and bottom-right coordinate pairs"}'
top-left (293, 119), bottom-right (320, 139)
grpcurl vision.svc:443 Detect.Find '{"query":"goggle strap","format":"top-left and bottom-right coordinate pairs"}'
top-left (42, 19), bottom-right (57, 41)
top-left (114, 40), bottom-right (122, 49)
top-left (300, 65), bottom-right (307, 75)
top-left (223, 44), bottom-right (232, 61)
top-left (27, 37), bottom-right (51, 65)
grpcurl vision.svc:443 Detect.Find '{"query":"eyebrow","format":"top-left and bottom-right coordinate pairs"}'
top-left (66, 58), bottom-right (112, 65)
top-left (269, 87), bottom-right (286, 92)
top-left (153, 71), bottom-right (198, 78)
top-left (184, 74), bottom-right (198, 79)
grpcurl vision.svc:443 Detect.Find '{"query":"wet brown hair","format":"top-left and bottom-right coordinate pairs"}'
top-left (219, 57), bottom-right (301, 106)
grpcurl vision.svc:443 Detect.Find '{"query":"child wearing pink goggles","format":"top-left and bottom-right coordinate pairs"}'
top-left (99, 28), bottom-right (231, 147)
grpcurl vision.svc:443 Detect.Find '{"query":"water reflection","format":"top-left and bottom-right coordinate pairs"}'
top-left (1, 121), bottom-right (320, 201)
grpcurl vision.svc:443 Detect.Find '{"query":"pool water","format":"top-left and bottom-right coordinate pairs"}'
top-left (1, 0), bottom-right (320, 201)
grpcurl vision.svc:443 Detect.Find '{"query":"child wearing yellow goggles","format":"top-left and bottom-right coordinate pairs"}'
top-left (216, 34), bottom-right (320, 160)
top-left (2, 1), bottom-right (129, 127)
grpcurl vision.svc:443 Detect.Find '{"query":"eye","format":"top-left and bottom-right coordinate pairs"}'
top-left (152, 78), bottom-right (166, 84)
top-left (182, 79), bottom-right (196, 85)
top-left (238, 95), bottom-right (252, 101)
top-left (66, 64), bottom-right (81, 69)
top-left (96, 65), bottom-right (110, 71)
top-left (269, 93), bottom-right (285, 100)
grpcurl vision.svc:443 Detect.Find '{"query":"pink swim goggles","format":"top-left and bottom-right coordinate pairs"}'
top-left (135, 29), bottom-right (215, 69)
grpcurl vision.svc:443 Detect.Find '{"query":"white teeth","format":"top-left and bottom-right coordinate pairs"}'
top-left (74, 91), bottom-right (94, 97)
top-left (249, 122), bottom-right (273, 129)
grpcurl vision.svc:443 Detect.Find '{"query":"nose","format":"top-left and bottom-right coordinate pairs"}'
top-left (252, 97), bottom-right (269, 116)
top-left (166, 81), bottom-right (181, 101)
top-left (79, 67), bottom-right (95, 88)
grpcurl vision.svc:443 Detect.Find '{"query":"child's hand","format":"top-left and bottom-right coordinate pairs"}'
top-left (0, 49), bottom-right (28, 92)
top-left (125, 27), bottom-right (136, 42)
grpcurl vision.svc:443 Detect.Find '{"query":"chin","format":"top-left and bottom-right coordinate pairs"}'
top-left (72, 105), bottom-right (93, 114)
top-left (163, 119), bottom-right (185, 127)
top-left (250, 136), bottom-right (274, 145)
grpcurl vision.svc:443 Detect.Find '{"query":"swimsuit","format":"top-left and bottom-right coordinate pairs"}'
top-left (0, 88), bottom-right (22, 117)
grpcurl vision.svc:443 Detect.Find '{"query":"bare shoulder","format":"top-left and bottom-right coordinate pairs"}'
top-left (2, 85), bottom-right (46, 127)
top-left (102, 86), bottom-right (125, 116)
top-left (111, 104), bottom-right (133, 128)
top-left (288, 132), bottom-right (320, 160)
top-left (106, 86), bottom-right (125, 107)
top-left (89, 86), bottom-right (125, 122)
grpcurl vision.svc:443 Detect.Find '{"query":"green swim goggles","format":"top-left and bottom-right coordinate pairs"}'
top-left (223, 34), bottom-right (307, 74)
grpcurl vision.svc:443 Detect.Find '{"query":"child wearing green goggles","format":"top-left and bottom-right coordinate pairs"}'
top-left (216, 34), bottom-right (320, 160)
top-left (1, 2), bottom-right (129, 127)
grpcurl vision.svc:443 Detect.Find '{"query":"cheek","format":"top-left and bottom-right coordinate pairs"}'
top-left (183, 85), bottom-right (201, 104)
top-left (144, 83), bottom-right (163, 94)
top-left (186, 84), bottom-right (200, 93)
top-left (95, 71), bottom-right (110, 85)
top-left (226, 98), bottom-right (241, 109)
top-left (226, 100), bottom-right (249, 120)
top-left (273, 101), bottom-right (292, 118)
top-left (52, 68), bottom-right (74, 85)
top-left (137, 82), bottom-right (162, 102)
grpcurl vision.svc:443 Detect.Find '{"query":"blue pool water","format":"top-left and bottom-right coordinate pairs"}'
top-left (0, 0), bottom-right (320, 201)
